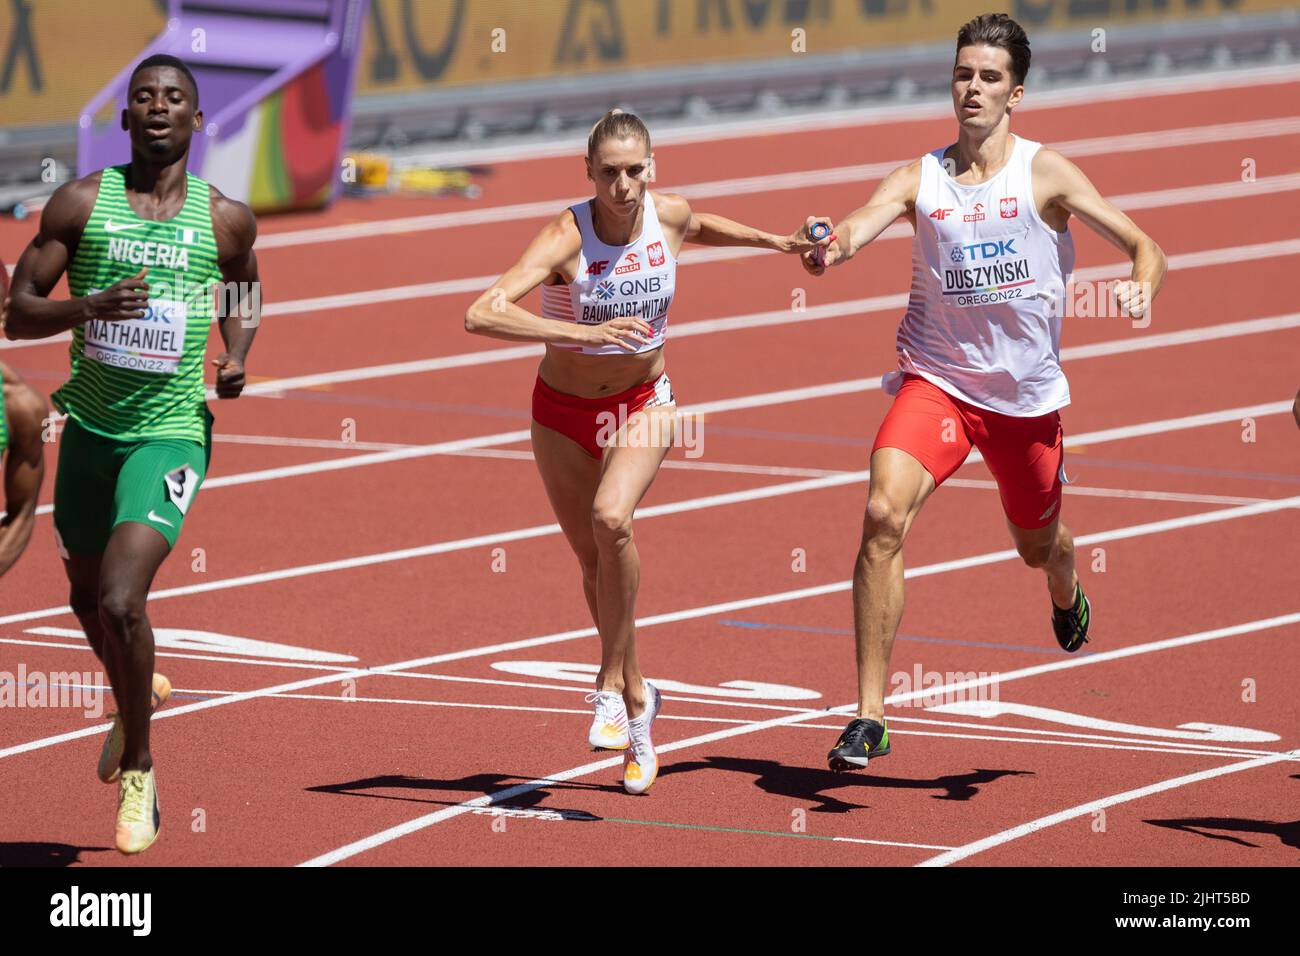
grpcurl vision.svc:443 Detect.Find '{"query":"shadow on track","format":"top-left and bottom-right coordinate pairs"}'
top-left (1145, 777), bottom-right (1300, 852)
top-left (305, 772), bottom-right (619, 817)
top-left (0, 842), bottom-right (111, 867)
top-left (659, 755), bottom-right (1033, 811)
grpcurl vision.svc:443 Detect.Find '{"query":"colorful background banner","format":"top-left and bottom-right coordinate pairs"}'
top-left (2, 0), bottom-right (1292, 131)
top-left (359, 0), bottom-right (1291, 93)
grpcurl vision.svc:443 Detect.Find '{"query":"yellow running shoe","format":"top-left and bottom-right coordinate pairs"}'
top-left (115, 768), bottom-right (160, 855)
top-left (98, 673), bottom-right (172, 783)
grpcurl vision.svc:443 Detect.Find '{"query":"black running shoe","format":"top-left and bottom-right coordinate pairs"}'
top-left (1052, 582), bottom-right (1092, 653)
top-left (827, 717), bottom-right (890, 771)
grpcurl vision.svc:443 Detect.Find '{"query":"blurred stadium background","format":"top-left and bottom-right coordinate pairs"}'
top-left (1, 0), bottom-right (1298, 216)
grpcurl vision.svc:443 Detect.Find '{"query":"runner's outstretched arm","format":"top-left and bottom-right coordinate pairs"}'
top-left (655, 192), bottom-right (823, 254)
top-left (1033, 147), bottom-right (1167, 320)
top-left (800, 160), bottom-right (921, 276)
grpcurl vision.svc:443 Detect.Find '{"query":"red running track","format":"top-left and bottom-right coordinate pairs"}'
top-left (0, 69), bottom-right (1297, 868)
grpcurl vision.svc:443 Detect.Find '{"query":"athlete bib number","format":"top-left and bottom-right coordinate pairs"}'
top-left (164, 464), bottom-right (200, 516)
top-left (83, 292), bottom-right (188, 374)
top-left (938, 227), bottom-right (1036, 308)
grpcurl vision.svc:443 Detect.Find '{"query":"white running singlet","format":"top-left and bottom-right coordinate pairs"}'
top-left (540, 193), bottom-right (677, 356)
top-left (890, 134), bottom-right (1076, 416)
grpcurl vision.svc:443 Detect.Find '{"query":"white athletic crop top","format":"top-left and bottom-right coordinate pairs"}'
top-left (540, 193), bottom-right (677, 356)
top-left (890, 134), bottom-right (1076, 416)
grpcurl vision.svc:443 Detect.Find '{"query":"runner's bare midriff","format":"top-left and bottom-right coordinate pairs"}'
top-left (539, 342), bottom-right (665, 398)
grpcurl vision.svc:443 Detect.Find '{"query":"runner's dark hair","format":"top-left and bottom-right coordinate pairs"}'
top-left (956, 13), bottom-right (1030, 87)
top-left (130, 54), bottom-right (200, 106)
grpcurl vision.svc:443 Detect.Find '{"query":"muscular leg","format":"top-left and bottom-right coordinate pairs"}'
top-left (590, 405), bottom-right (676, 718)
top-left (1007, 516), bottom-right (1078, 609)
top-left (531, 420), bottom-right (603, 630)
top-left (853, 447), bottom-right (937, 720)
top-left (54, 422), bottom-right (121, 688)
top-left (63, 552), bottom-right (117, 679)
top-left (97, 522), bottom-right (171, 773)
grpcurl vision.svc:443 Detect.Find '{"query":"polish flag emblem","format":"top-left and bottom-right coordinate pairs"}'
top-left (1000, 197), bottom-right (1018, 219)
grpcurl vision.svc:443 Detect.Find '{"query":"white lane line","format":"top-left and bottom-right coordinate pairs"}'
top-left (880, 728), bottom-right (1292, 762)
top-left (330, 681), bottom-right (1290, 761)
top-left (917, 750), bottom-right (1298, 867)
top-left (252, 118), bottom-right (1300, 249)
top-left (4, 403), bottom-right (1295, 625)
top-left (233, 440), bottom-right (846, 480)
top-left (674, 174), bottom-right (1300, 262)
top-left (831, 837), bottom-right (954, 851)
top-left (359, 443), bottom-right (1286, 511)
top-left (356, 677), bottom-right (1290, 760)
top-left (225, 250), bottom-right (1300, 398)
top-left (208, 440), bottom-right (1268, 505)
top-left (414, 64), bottom-right (1300, 166)
top-left (22, 426), bottom-right (540, 519)
top-left (1074, 238), bottom-right (1300, 283)
top-left (5, 168), bottom-right (1284, 333)
top-left (948, 479), bottom-right (1264, 507)
top-left (213, 434), bottom-right (411, 452)
top-left (1054, 401), bottom-right (1296, 449)
top-left (297, 611), bottom-right (1300, 866)
top-left (5, 637), bottom-right (1282, 763)
top-left (214, 436), bottom-right (1269, 506)
top-left (147, 686), bottom-right (1286, 762)
top-left (6, 233), bottom-right (1299, 408)
top-left (6, 647), bottom-right (1283, 763)
top-left (166, 175), bottom-right (1300, 326)
top-left (2, 482), bottom-right (1295, 764)
top-left (187, 397), bottom-right (1300, 500)
top-left (18, 317), bottom-right (1294, 521)
top-left (1113, 172), bottom-right (1300, 212)
top-left (294, 714), bottom-right (878, 867)
top-left (4, 163), bottom-right (1297, 360)
top-left (278, 680), bottom-right (1293, 762)
top-left (883, 715), bottom-right (1287, 760)
top-left (0, 636), bottom-right (356, 674)
top-left (456, 449), bottom-right (837, 477)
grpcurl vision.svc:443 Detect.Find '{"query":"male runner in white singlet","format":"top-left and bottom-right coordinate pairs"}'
top-left (803, 14), bottom-right (1168, 769)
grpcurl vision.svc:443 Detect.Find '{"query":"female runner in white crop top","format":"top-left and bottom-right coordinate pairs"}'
top-left (466, 109), bottom-right (828, 794)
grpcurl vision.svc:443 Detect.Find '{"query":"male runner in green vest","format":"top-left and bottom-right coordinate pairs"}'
top-left (0, 265), bottom-right (49, 578)
top-left (6, 55), bottom-right (260, 854)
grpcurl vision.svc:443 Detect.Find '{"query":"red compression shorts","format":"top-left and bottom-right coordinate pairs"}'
top-left (872, 374), bottom-right (1066, 529)
top-left (532, 372), bottom-right (675, 459)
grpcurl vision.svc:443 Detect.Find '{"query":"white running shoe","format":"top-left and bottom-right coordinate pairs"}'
top-left (623, 682), bottom-right (662, 795)
top-left (585, 690), bottom-right (629, 750)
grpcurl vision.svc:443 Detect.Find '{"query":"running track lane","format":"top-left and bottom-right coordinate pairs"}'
top-left (0, 74), bottom-right (1294, 868)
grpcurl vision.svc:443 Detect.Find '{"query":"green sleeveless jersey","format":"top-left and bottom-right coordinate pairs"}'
top-left (55, 165), bottom-right (220, 443)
